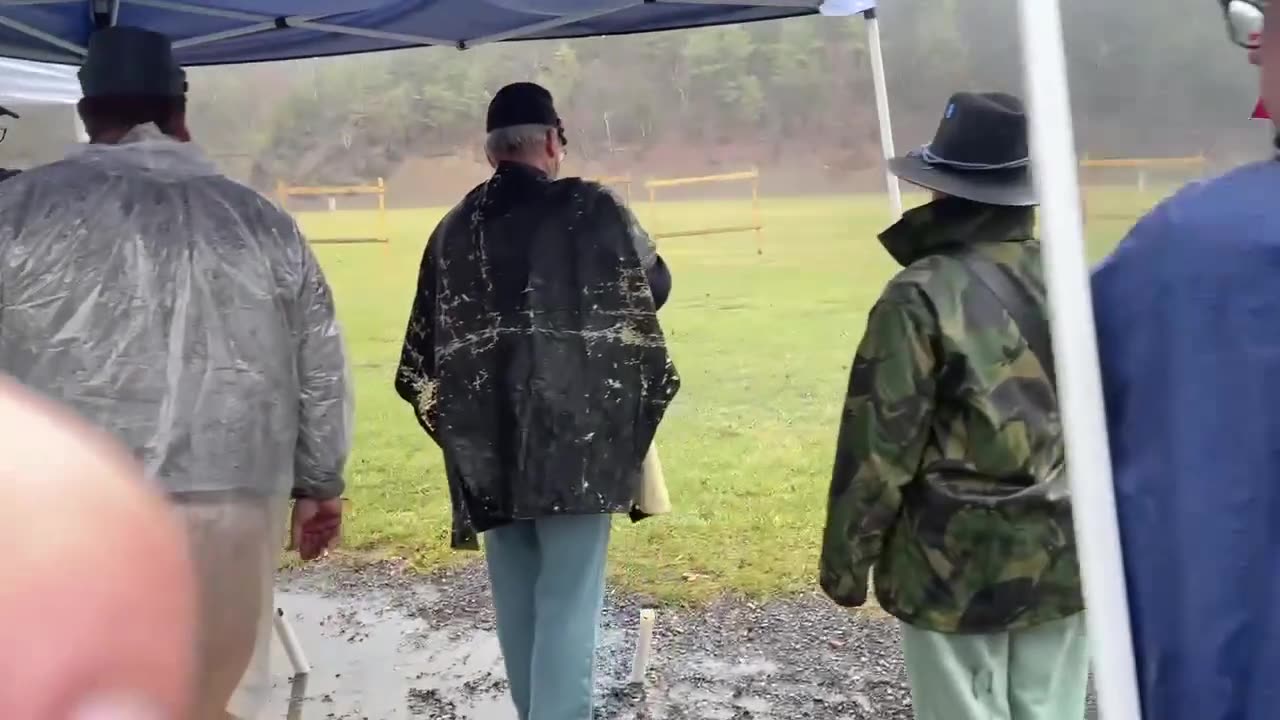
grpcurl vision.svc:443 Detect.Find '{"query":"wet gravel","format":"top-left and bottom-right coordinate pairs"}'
top-left (276, 559), bottom-right (1097, 719)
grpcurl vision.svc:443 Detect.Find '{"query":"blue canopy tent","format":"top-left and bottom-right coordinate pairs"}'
top-left (0, 1), bottom-right (1140, 718)
top-left (0, 0), bottom-right (817, 65)
top-left (0, 0), bottom-right (904, 214)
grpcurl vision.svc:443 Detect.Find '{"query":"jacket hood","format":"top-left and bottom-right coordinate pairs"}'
top-left (879, 197), bottom-right (1035, 267)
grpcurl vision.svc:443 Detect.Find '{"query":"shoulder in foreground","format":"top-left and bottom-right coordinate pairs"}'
top-left (1096, 160), bottom-right (1280, 283)
top-left (882, 254), bottom-right (958, 304)
top-left (0, 158), bottom-right (102, 188)
top-left (0, 160), bottom-right (108, 217)
top-left (197, 176), bottom-right (302, 233)
top-left (434, 185), bottom-right (487, 235)
top-left (2, 159), bottom-right (272, 206)
top-left (1103, 160), bottom-right (1280, 260)
top-left (1149, 160), bottom-right (1279, 229)
top-left (553, 176), bottom-right (624, 207)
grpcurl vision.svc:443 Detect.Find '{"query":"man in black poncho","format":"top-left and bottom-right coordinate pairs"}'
top-left (394, 82), bottom-right (678, 720)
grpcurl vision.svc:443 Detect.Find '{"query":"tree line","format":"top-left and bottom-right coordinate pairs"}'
top-left (183, 0), bottom-right (1261, 188)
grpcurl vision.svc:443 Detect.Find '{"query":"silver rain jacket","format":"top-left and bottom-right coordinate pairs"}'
top-left (0, 124), bottom-right (351, 499)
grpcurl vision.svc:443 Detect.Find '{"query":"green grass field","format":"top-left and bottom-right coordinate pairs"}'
top-left (299, 187), bottom-right (1160, 603)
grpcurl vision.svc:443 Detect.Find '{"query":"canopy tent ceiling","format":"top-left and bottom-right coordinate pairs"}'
top-left (0, 57), bottom-right (79, 104)
top-left (0, 0), bottom-right (833, 66)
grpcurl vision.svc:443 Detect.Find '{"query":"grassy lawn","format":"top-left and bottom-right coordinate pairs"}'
top-left (299, 185), bottom-right (1165, 604)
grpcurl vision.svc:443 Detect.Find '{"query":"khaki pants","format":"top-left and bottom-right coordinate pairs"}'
top-left (172, 493), bottom-right (283, 720)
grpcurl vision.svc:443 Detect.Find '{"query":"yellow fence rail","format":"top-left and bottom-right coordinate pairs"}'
top-left (1079, 155), bottom-right (1206, 192)
top-left (1079, 155), bottom-right (1206, 169)
top-left (645, 170), bottom-right (761, 189)
top-left (644, 168), bottom-right (762, 247)
top-left (276, 177), bottom-right (390, 246)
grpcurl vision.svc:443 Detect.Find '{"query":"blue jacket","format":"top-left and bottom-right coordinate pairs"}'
top-left (1093, 159), bottom-right (1280, 720)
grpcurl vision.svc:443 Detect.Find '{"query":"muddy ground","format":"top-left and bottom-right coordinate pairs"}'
top-left (263, 561), bottom-right (1097, 719)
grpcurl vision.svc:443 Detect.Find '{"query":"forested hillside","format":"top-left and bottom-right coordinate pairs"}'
top-left (168, 0), bottom-right (1268, 194)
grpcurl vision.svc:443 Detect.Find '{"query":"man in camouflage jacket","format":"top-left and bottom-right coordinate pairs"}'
top-left (820, 92), bottom-right (1086, 720)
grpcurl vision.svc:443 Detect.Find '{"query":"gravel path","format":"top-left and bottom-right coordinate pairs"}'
top-left (267, 560), bottom-right (1095, 719)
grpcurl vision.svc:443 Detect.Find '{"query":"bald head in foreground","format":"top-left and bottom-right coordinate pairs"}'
top-left (0, 376), bottom-right (195, 720)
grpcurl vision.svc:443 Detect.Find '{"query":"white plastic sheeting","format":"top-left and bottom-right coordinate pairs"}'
top-left (0, 57), bottom-right (79, 105)
top-left (0, 123), bottom-right (352, 501)
top-left (0, 58), bottom-right (82, 141)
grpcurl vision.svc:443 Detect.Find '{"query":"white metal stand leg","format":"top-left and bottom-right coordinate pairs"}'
top-left (630, 608), bottom-right (656, 684)
top-left (285, 673), bottom-right (309, 720)
top-left (274, 607), bottom-right (312, 676)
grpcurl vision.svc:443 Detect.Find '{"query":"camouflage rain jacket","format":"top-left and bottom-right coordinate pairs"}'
top-left (819, 197), bottom-right (1082, 634)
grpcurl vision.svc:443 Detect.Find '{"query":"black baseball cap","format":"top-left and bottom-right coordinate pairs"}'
top-left (0, 105), bottom-right (17, 120)
top-left (79, 26), bottom-right (187, 98)
top-left (486, 82), bottom-right (564, 143)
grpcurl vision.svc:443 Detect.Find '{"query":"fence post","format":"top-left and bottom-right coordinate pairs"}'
top-left (377, 178), bottom-right (389, 251)
top-left (751, 167), bottom-right (762, 254)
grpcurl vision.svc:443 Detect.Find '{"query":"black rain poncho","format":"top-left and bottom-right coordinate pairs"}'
top-left (396, 163), bottom-right (679, 549)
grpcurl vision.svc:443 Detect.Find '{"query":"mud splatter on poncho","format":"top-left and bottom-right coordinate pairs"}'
top-left (396, 162), bottom-right (679, 549)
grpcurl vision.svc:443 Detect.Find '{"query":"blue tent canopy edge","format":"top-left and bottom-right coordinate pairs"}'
top-left (0, 1), bottom-right (826, 67)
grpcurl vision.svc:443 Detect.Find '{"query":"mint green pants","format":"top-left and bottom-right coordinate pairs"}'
top-left (899, 613), bottom-right (1089, 720)
top-left (484, 515), bottom-right (612, 720)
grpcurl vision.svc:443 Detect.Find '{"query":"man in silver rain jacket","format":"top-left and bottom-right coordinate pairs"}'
top-left (0, 27), bottom-right (351, 720)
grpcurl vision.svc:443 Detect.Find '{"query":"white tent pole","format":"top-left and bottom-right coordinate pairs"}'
top-left (863, 7), bottom-right (901, 219)
top-left (1015, 2), bottom-right (1141, 719)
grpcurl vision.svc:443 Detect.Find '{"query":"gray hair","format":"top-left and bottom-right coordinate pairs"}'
top-left (484, 123), bottom-right (553, 159)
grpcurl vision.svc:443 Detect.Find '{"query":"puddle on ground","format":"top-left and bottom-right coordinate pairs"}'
top-left (252, 589), bottom-right (762, 720)
top-left (260, 590), bottom-right (515, 719)
top-left (250, 566), bottom-right (935, 720)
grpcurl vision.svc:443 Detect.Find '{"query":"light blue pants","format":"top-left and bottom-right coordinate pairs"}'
top-left (899, 613), bottom-right (1090, 720)
top-left (484, 514), bottom-right (613, 720)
